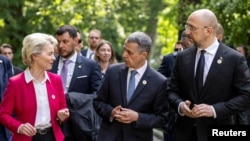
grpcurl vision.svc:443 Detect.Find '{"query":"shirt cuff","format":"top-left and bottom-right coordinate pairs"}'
top-left (210, 105), bottom-right (216, 118)
top-left (178, 102), bottom-right (185, 116)
top-left (109, 117), bottom-right (114, 122)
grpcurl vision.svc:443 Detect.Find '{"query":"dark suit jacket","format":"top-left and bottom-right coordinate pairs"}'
top-left (81, 49), bottom-right (88, 57)
top-left (13, 66), bottom-right (23, 76)
top-left (0, 55), bottom-right (13, 101)
top-left (51, 54), bottom-right (102, 94)
top-left (50, 54), bottom-right (102, 141)
top-left (158, 52), bottom-right (177, 78)
top-left (93, 63), bottom-right (168, 141)
top-left (168, 43), bottom-right (250, 141)
top-left (0, 55), bottom-right (13, 141)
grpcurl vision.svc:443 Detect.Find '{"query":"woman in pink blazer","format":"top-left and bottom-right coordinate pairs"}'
top-left (0, 33), bottom-right (69, 141)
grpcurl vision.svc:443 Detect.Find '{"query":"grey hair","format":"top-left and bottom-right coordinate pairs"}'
top-left (125, 31), bottom-right (152, 54)
top-left (22, 33), bottom-right (57, 66)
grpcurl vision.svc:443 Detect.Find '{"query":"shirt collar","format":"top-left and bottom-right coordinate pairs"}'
top-left (87, 48), bottom-right (95, 54)
top-left (128, 60), bottom-right (148, 76)
top-left (24, 68), bottom-right (50, 83)
top-left (60, 51), bottom-right (77, 63)
top-left (197, 38), bottom-right (219, 56)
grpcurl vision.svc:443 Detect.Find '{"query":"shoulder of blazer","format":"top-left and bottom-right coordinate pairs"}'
top-left (145, 66), bottom-right (166, 81)
top-left (217, 43), bottom-right (240, 57)
top-left (105, 63), bottom-right (126, 76)
top-left (81, 49), bottom-right (88, 56)
top-left (109, 63), bottom-right (126, 71)
top-left (76, 55), bottom-right (96, 66)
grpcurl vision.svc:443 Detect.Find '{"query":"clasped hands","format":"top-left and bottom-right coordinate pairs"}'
top-left (180, 100), bottom-right (214, 118)
top-left (111, 105), bottom-right (138, 124)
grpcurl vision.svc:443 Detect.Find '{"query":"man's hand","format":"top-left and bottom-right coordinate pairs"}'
top-left (191, 104), bottom-right (214, 118)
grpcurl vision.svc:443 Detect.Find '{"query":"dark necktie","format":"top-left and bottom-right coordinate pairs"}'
top-left (89, 52), bottom-right (94, 59)
top-left (127, 70), bottom-right (137, 102)
top-left (195, 50), bottom-right (206, 95)
top-left (60, 60), bottom-right (70, 90)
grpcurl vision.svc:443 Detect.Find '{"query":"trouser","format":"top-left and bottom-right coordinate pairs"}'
top-left (32, 127), bottom-right (55, 141)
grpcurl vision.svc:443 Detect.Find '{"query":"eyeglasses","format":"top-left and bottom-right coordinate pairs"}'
top-left (78, 39), bottom-right (82, 44)
top-left (185, 24), bottom-right (208, 31)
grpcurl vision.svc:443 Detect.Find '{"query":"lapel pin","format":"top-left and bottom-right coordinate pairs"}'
top-left (78, 65), bottom-right (81, 68)
top-left (142, 80), bottom-right (147, 85)
top-left (52, 94), bottom-right (55, 99)
top-left (0, 60), bottom-right (2, 63)
top-left (217, 57), bottom-right (223, 64)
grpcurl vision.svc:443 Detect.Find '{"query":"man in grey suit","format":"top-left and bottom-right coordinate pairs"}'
top-left (168, 9), bottom-right (250, 141)
top-left (51, 25), bottom-right (102, 141)
top-left (93, 31), bottom-right (168, 141)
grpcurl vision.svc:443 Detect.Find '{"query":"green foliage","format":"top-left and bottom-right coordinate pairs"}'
top-left (192, 0), bottom-right (250, 47)
top-left (0, 0), bottom-right (249, 69)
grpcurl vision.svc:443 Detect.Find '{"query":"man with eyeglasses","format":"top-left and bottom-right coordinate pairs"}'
top-left (0, 43), bottom-right (23, 75)
top-left (167, 9), bottom-right (250, 141)
top-left (75, 29), bottom-right (84, 55)
top-left (81, 29), bottom-right (102, 60)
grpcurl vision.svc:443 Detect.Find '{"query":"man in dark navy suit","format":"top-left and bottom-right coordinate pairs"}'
top-left (158, 31), bottom-right (193, 141)
top-left (51, 25), bottom-right (102, 141)
top-left (168, 9), bottom-right (250, 141)
top-left (0, 54), bottom-right (13, 141)
top-left (93, 31), bottom-right (168, 141)
top-left (0, 43), bottom-right (23, 75)
top-left (158, 30), bottom-right (193, 79)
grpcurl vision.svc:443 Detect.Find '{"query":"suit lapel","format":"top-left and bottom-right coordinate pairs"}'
top-left (182, 47), bottom-right (199, 100)
top-left (128, 66), bottom-right (150, 105)
top-left (51, 56), bottom-right (60, 73)
top-left (120, 66), bottom-right (129, 106)
top-left (201, 44), bottom-right (225, 97)
top-left (68, 55), bottom-right (82, 91)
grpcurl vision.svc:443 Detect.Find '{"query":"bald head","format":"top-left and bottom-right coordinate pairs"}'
top-left (186, 9), bottom-right (218, 49)
top-left (190, 9), bottom-right (218, 31)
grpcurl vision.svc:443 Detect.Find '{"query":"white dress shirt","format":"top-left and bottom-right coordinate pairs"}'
top-left (24, 68), bottom-right (51, 128)
top-left (58, 51), bottom-right (77, 93)
top-left (127, 60), bottom-right (147, 93)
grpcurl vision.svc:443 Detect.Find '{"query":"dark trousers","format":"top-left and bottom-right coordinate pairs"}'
top-left (0, 124), bottom-right (10, 141)
top-left (163, 132), bottom-right (172, 141)
top-left (188, 126), bottom-right (198, 141)
top-left (32, 128), bottom-right (55, 141)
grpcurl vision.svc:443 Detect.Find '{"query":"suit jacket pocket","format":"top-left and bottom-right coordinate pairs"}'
top-left (77, 75), bottom-right (87, 79)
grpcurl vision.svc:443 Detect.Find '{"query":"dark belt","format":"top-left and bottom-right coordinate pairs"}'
top-left (36, 127), bottom-right (52, 135)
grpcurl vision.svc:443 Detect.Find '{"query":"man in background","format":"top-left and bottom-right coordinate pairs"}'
top-left (81, 29), bottom-right (102, 60)
top-left (158, 30), bottom-right (193, 79)
top-left (216, 23), bottom-right (224, 42)
top-left (0, 54), bottom-right (13, 141)
top-left (0, 43), bottom-right (23, 75)
top-left (75, 29), bottom-right (84, 55)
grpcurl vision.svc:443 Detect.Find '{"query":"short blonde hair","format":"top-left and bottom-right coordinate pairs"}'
top-left (22, 33), bottom-right (57, 66)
